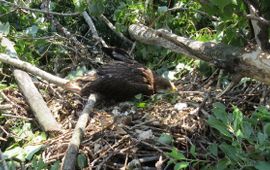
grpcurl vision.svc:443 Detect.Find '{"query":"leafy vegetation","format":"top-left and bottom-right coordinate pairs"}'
top-left (1, 0), bottom-right (270, 169)
top-left (166, 103), bottom-right (270, 170)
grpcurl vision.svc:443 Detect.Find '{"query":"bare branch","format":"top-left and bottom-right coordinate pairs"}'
top-left (62, 94), bottom-right (97, 170)
top-left (246, 14), bottom-right (270, 26)
top-left (82, 11), bottom-right (108, 47)
top-left (0, 53), bottom-right (68, 86)
top-left (99, 14), bottom-right (133, 45)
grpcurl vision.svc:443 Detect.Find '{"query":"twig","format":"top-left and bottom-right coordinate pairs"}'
top-left (246, 14), bottom-right (270, 25)
top-left (62, 94), bottom-right (97, 170)
top-left (1, 113), bottom-right (33, 121)
top-left (0, 104), bottom-right (12, 110)
top-left (99, 14), bottom-right (133, 45)
top-left (0, 91), bottom-right (24, 110)
top-left (82, 11), bottom-right (108, 47)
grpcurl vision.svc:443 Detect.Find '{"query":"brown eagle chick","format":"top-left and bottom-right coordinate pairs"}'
top-left (65, 61), bottom-right (176, 101)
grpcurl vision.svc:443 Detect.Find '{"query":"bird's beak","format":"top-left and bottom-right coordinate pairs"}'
top-left (171, 82), bottom-right (177, 92)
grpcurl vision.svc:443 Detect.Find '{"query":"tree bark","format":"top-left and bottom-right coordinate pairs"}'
top-left (128, 24), bottom-right (270, 85)
top-left (14, 70), bottom-right (62, 132)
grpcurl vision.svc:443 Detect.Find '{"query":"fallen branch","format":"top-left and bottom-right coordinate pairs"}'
top-left (0, 53), bottom-right (68, 86)
top-left (14, 70), bottom-right (62, 132)
top-left (61, 94), bottom-right (97, 170)
top-left (1, 37), bottom-right (63, 132)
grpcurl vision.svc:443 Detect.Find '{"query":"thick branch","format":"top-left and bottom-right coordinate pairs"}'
top-left (0, 53), bottom-right (68, 86)
top-left (129, 24), bottom-right (241, 72)
top-left (14, 70), bottom-right (62, 132)
top-left (128, 24), bottom-right (270, 86)
top-left (61, 94), bottom-right (97, 170)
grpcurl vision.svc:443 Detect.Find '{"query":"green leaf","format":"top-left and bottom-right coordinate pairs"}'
top-left (232, 105), bottom-right (243, 133)
top-left (263, 123), bottom-right (270, 136)
top-left (50, 161), bottom-right (60, 170)
top-left (72, 0), bottom-right (87, 11)
top-left (136, 102), bottom-right (146, 108)
top-left (31, 157), bottom-right (47, 169)
top-left (208, 116), bottom-right (233, 138)
top-left (26, 25), bottom-right (38, 37)
top-left (174, 162), bottom-right (189, 170)
top-left (257, 132), bottom-right (267, 144)
top-left (158, 133), bottom-right (173, 145)
top-left (0, 22), bottom-right (10, 35)
top-left (219, 143), bottom-right (242, 162)
top-left (167, 148), bottom-right (186, 161)
top-left (25, 145), bottom-right (43, 161)
top-left (210, 0), bottom-right (232, 11)
top-left (77, 153), bottom-right (87, 169)
top-left (158, 6), bottom-right (168, 13)
top-left (208, 143), bottom-right (218, 157)
top-left (3, 146), bottom-right (25, 161)
top-left (190, 144), bottom-right (197, 157)
top-left (242, 121), bottom-right (253, 140)
top-left (211, 102), bottom-right (228, 123)
top-left (88, 0), bottom-right (105, 16)
top-left (215, 158), bottom-right (231, 170)
top-left (255, 161), bottom-right (270, 170)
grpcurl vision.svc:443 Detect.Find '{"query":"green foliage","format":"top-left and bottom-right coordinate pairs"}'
top-left (0, 21), bottom-right (10, 35)
top-left (77, 153), bottom-right (88, 169)
top-left (207, 103), bottom-right (270, 169)
top-left (167, 103), bottom-right (270, 169)
top-left (158, 133), bottom-right (174, 145)
top-left (166, 148), bottom-right (190, 170)
top-left (73, 0), bottom-right (88, 12)
top-left (2, 122), bottom-right (47, 169)
top-left (200, 0), bottom-right (247, 46)
top-left (88, 0), bottom-right (105, 16)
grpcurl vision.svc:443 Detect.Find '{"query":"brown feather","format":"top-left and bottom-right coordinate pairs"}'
top-left (65, 61), bottom-right (175, 101)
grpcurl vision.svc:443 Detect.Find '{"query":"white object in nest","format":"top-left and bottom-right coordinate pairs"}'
top-left (136, 129), bottom-right (154, 140)
top-left (174, 102), bottom-right (188, 111)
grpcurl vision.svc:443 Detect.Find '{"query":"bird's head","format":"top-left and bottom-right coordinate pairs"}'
top-left (154, 76), bottom-right (177, 93)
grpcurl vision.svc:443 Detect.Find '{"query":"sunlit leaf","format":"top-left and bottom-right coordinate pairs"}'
top-left (174, 162), bottom-right (189, 170)
top-left (0, 22), bottom-right (10, 35)
top-left (26, 25), bottom-right (38, 37)
top-left (208, 116), bottom-right (232, 138)
top-left (167, 148), bottom-right (186, 161)
top-left (25, 145), bottom-right (43, 160)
